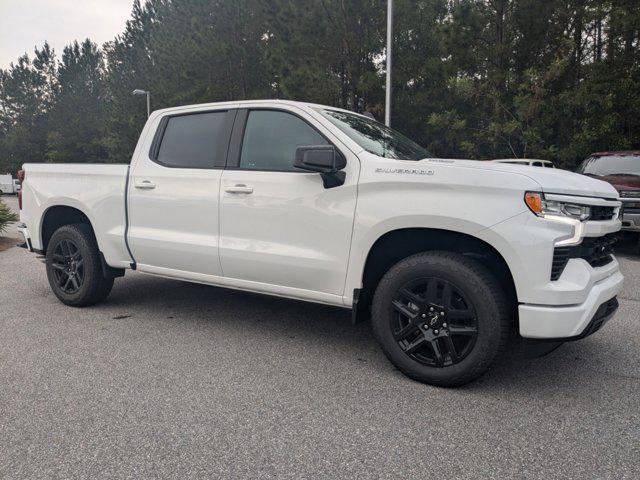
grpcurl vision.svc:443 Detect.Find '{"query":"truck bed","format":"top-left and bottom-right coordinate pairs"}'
top-left (20, 163), bottom-right (132, 268)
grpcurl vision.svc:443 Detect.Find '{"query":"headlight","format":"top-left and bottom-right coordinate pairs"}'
top-left (524, 192), bottom-right (591, 221)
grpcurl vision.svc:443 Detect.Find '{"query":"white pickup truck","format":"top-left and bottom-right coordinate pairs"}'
top-left (17, 100), bottom-right (624, 386)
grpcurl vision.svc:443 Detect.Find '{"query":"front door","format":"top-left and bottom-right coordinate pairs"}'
top-left (218, 107), bottom-right (359, 298)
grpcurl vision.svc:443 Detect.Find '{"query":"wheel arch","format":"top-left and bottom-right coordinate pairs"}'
top-left (41, 205), bottom-right (125, 279)
top-left (41, 205), bottom-right (96, 254)
top-left (353, 228), bottom-right (518, 323)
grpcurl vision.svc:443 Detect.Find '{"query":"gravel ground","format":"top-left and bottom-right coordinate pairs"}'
top-left (1, 194), bottom-right (639, 479)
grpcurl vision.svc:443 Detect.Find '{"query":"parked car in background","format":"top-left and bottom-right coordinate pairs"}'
top-left (491, 159), bottom-right (557, 168)
top-left (576, 152), bottom-right (640, 234)
top-left (0, 174), bottom-right (20, 195)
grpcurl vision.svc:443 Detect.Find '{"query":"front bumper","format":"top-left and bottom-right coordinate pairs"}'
top-left (519, 268), bottom-right (623, 339)
top-left (620, 197), bottom-right (640, 231)
top-left (620, 211), bottom-right (640, 232)
top-left (484, 195), bottom-right (624, 340)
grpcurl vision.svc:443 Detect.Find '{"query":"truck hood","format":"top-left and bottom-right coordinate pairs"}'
top-left (583, 173), bottom-right (640, 193)
top-left (422, 158), bottom-right (620, 199)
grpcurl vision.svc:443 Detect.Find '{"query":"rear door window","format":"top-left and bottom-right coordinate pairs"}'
top-left (155, 111), bottom-right (234, 168)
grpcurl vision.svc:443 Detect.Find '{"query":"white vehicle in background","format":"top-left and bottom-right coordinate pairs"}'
top-left (491, 159), bottom-right (557, 168)
top-left (0, 174), bottom-right (20, 195)
top-left (16, 100), bottom-right (623, 387)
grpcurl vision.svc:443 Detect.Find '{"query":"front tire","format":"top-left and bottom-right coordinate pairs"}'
top-left (45, 224), bottom-right (114, 307)
top-left (371, 251), bottom-right (510, 387)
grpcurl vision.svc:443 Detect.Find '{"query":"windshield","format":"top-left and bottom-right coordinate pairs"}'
top-left (576, 155), bottom-right (640, 177)
top-left (316, 108), bottom-right (431, 160)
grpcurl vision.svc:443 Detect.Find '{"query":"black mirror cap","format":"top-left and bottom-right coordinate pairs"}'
top-left (294, 145), bottom-right (346, 173)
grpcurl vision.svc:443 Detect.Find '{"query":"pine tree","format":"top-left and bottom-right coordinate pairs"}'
top-left (0, 0), bottom-right (638, 171)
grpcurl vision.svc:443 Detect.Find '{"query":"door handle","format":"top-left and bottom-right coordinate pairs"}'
top-left (134, 180), bottom-right (156, 190)
top-left (225, 184), bottom-right (253, 194)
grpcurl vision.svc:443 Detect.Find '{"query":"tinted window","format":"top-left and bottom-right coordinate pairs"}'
top-left (156, 111), bottom-right (230, 168)
top-left (240, 110), bottom-right (329, 171)
top-left (532, 161), bottom-right (543, 167)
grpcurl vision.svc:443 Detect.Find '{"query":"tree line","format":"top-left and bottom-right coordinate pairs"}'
top-left (0, 0), bottom-right (638, 175)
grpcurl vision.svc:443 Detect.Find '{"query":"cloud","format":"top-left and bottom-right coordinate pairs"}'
top-left (0, 0), bottom-right (133, 68)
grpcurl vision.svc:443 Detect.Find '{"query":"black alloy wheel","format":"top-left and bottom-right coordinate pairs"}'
top-left (45, 223), bottom-right (114, 307)
top-left (391, 277), bottom-right (478, 367)
top-left (371, 251), bottom-right (510, 387)
top-left (50, 239), bottom-right (85, 294)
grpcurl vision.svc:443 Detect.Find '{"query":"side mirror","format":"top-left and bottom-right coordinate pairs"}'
top-left (294, 145), bottom-right (346, 173)
top-left (294, 145), bottom-right (347, 188)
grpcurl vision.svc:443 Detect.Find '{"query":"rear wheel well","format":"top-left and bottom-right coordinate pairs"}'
top-left (41, 206), bottom-right (94, 253)
top-left (41, 206), bottom-right (124, 279)
top-left (356, 228), bottom-right (517, 322)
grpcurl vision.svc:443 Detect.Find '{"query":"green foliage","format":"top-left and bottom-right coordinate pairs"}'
top-left (0, 0), bottom-right (638, 173)
top-left (46, 40), bottom-right (108, 163)
top-left (0, 198), bottom-right (18, 235)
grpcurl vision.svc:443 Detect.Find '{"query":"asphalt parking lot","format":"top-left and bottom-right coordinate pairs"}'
top-left (1, 195), bottom-right (639, 479)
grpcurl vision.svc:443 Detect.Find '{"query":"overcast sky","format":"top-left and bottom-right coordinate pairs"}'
top-left (0, 0), bottom-right (134, 69)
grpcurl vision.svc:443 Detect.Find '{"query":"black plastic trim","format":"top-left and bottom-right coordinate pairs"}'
top-left (225, 109), bottom-right (248, 169)
top-left (351, 288), bottom-right (361, 324)
top-left (351, 288), bottom-right (371, 324)
top-left (99, 251), bottom-right (125, 279)
top-left (550, 233), bottom-right (616, 281)
top-left (589, 205), bottom-right (616, 221)
top-left (148, 116), bottom-right (169, 160)
top-left (543, 191), bottom-right (620, 202)
top-left (123, 165), bottom-right (136, 269)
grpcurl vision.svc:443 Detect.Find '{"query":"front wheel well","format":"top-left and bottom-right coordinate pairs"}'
top-left (356, 228), bottom-right (518, 322)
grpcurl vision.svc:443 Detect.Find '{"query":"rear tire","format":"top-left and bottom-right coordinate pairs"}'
top-left (371, 251), bottom-right (510, 387)
top-left (45, 224), bottom-right (114, 307)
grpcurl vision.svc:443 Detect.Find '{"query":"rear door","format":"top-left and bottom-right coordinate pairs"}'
top-left (218, 106), bottom-right (359, 298)
top-left (127, 108), bottom-right (236, 277)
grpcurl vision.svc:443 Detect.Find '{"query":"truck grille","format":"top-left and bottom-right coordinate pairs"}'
top-left (550, 233), bottom-right (616, 281)
top-left (622, 202), bottom-right (640, 214)
top-left (589, 205), bottom-right (616, 221)
top-left (619, 190), bottom-right (640, 199)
